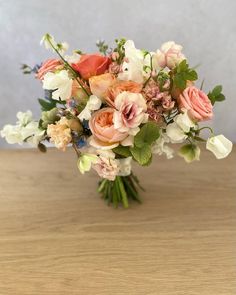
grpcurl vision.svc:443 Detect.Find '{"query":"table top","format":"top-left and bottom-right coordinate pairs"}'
top-left (0, 147), bottom-right (235, 295)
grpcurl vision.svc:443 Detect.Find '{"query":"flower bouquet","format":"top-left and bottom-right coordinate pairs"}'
top-left (1, 34), bottom-right (233, 208)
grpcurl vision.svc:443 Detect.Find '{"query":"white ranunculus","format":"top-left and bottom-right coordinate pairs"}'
top-left (152, 131), bottom-right (174, 159)
top-left (43, 70), bottom-right (73, 101)
top-left (118, 157), bottom-right (132, 176)
top-left (118, 40), bottom-right (144, 83)
top-left (166, 122), bottom-right (188, 143)
top-left (16, 110), bottom-right (33, 126)
top-left (77, 153), bottom-right (98, 174)
top-left (206, 135), bottom-right (233, 159)
top-left (78, 95), bottom-right (102, 121)
top-left (0, 124), bottom-right (24, 144)
top-left (175, 111), bottom-right (196, 133)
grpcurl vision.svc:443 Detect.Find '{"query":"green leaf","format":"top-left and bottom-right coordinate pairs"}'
top-left (186, 69), bottom-right (198, 81)
top-left (178, 144), bottom-right (200, 163)
top-left (112, 146), bottom-right (131, 157)
top-left (173, 74), bottom-right (186, 89)
top-left (38, 98), bottom-right (57, 111)
top-left (208, 85), bottom-right (225, 105)
top-left (134, 122), bottom-right (160, 148)
top-left (130, 144), bottom-right (152, 166)
top-left (173, 60), bottom-right (198, 90)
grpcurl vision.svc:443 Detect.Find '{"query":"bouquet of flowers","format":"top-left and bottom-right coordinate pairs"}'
top-left (1, 34), bottom-right (233, 208)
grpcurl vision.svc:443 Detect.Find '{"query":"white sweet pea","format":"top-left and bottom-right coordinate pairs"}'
top-left (40, 34), bottom-right (69, 55)
top-left (43, 70), bottom-right (73, 101)
top-left (175, 111), bottom-right (196, 133)
top-left (206, 135), bottom-right (233, 159)
top-left (78, 95), bottom-right (102, 121)
top-left (65, 52), bottom-right (81, 64)
top-left (0, 124), bottom-right (24, 144)
top-left (118, 157), bottom-right (132, 176)
top-left (118, 40), bottom-right (144, 83)
top-left (152, 131), bottom-right (174, 159)
top-left (16, 110), bottom-right (33, 126)
top-left (166, 111), bottom-right (196, 143)
top-left (77, 153), bottom-right (98, 174)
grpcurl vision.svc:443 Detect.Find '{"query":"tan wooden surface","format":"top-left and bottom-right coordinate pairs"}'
top-left (0, 147), bottom-right (235, 295)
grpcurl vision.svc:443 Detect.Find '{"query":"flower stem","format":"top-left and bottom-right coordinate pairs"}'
top-left (46, 36), bottom-right (90, 97)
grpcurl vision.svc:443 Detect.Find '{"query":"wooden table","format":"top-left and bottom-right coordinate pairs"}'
top-left (0, 147), bottom-right (235, 295)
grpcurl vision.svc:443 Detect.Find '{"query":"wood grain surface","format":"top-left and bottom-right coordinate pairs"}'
top-left (0, 147), bottom-right (235, 295)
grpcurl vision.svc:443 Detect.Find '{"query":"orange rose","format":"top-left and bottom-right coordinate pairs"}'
top-left (89, 73), bottom-right (115, 99)
top-left (36, 59), bottom-right (63, 80)
top-left (89, 108), bottom-right (128, 149)
top-left (72, 54), bottom-right (111, 80)
top-left (106, 80), bottom-right (143, 107)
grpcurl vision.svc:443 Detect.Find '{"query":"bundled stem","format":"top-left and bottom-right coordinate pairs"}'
top-left (97, 173), bottom-right (143, 208)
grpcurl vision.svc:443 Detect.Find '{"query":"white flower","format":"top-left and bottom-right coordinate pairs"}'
top-left (78, 95), bottom-right (102, 121)
top-left (152, 131), bottom-right (174, 159)
top-left (175, 110), bottom-right (196, 133)
top-left (113, 91), bottom-right (148, 136)
top-left (0, 124), bottom-right (24, 144)
top-left (154, 41), bottom-right (185, 69)
top-left (118, 40), bottom-right (145, 83)
top-left (166, 111), bottom-right (196, 143)
top-left (65, 52), bottom-right (81, 64)
top-left (16, 110), bottom-right (33, 126)
top-left (118, 157), bottom-right (132, 176)
top-left (206, 135), bottom-right (233, 159)
top-left (77, 153), bottom-right (98, 174)
top-left (40, 34), bottom-right (68, 55)
top-left (42, 70), bottom-right (73, 101)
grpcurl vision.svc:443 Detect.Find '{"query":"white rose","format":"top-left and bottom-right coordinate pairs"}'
top-left (206, 135), bottom-right (233, 159)
top-left (43, 70), bottom-right (73, 101)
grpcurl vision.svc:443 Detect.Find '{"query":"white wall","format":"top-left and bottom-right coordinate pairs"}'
top-left (0, 0), bottom-right (235, 147)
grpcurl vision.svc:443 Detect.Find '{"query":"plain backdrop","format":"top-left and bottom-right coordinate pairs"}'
top-left (0, 0), bottom-right (235, 148)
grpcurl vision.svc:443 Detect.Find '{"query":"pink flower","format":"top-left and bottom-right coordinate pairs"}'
top-left (72, 54), bottom-right (111, 80)
top-left (155, 41), bottom-right (185, 69)
top-left (113, 92), bottom-right (148, 135)
top-left (92, 155), bottom-right (119, 181)
top-left (178, 86), bottom-right (213, 121)
top-left (36, 59), bottom-right (63, 80)
top-left (89, 108), bottom-right (128, 149)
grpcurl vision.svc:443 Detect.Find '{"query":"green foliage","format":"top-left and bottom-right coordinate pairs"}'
top-left (178, 144), bottom-right (200, 163)
top-left (113, 146), bottom-right (132, 158)
top-left (173, 60), bottom-right (198, 90)
top-left (208, 85), bottom-right (225, 105)
top-left (38, 98), bottom-right (57, 111)
top-left (113, 38), bottom-right (126, 64)
top-left (96, 40), bottom-right (109, 55)
top-left (41, 108), bottom-right (59, 129)
top-left (134, 122), bottom-right (160, 148)
top-left (130, 144), bottom-right (152, 166)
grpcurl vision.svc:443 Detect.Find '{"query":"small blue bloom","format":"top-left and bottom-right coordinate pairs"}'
top-left (76, 137), bottom-right (87, 148)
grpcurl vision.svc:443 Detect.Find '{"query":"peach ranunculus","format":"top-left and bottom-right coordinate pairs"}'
top-left (106, 80), bottom-right (143, 107)
top-left (71, 54), bottom-right (111, 80)
top-left (36, 59), bottom-right (63, 80)
top-left (178, 86), bottom-right (213, 121)
top-left (89, 73), bottom-right (115, 99)
top-left (89, 108), bottom-right (128, 149)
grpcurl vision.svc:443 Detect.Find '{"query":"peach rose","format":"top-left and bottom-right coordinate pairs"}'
top-left (178, 86), bottom-right (213, 121)
top-left (36, 59), bottom-right (63, 80)
top-left (106, 80), bottom-right (143, 107)
top-left (89, 108), bottom-right (128, 149)
top-left (71, 80), bottom-right (90, 101)
top-left (72, 54), bottom-right (111, 80)
top-left (89, 73), bottom-right (115, 99)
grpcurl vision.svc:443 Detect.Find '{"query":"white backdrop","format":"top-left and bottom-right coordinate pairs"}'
top-left (0, 0), bottom-right (235, 147)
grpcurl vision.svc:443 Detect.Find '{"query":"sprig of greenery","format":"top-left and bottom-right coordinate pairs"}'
top-left (208, 85), bottom-right (225, 105)
top-left (172, 60), bottom-right (198, 90)
top-left (96, 40), bottom-right (109, 55)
